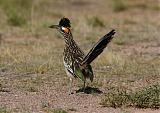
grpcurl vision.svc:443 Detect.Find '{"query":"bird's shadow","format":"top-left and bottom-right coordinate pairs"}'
top-left (76, 86), bottom-right (103, 94)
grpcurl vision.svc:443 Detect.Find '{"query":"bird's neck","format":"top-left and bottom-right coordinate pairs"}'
top-left (64, 32), bottom-right (76, 47)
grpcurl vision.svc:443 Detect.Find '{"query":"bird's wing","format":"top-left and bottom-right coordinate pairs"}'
top-left (82, 29), bottom-right (116, 65)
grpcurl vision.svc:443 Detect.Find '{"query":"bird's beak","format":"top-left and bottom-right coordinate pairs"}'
top-left (49, 25), bottom-right (59, 29)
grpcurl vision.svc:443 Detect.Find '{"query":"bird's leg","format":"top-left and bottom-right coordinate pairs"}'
top-left (68, 77), bottom-right (73, 95)
top-left (83, 78), bottom-right (86, 92)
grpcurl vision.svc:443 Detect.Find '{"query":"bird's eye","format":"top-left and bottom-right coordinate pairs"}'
top-left (62, 27), bottom-right (69, 33)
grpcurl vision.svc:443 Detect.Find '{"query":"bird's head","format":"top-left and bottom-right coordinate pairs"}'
top-left (49, 17), bottom-right (71, 37)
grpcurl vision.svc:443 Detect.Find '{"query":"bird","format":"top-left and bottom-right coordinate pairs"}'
top-left (49, 17), bottom-right (115, 94)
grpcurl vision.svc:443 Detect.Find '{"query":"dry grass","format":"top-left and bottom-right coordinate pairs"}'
top-left (0, 0), bottom-right (160, 112)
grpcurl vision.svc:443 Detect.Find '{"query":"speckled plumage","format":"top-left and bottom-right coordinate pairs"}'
top-left (50, 17), bottom-right (115, 94)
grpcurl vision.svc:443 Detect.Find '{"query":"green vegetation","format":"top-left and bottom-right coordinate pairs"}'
top-left (40, 100), bottom-right (49, 108)
top-left (53, 109), bottom-right (68, 113)
top-left (87, 17), bottom-right (104, 27)
top-left (0, 0), bottom-right (32, 26)
top-left (7, 12), bottom-right (27, 26)
top-left (43, 108), bottom-right (68, 113)
top-left (113, 0), bottom-right (127, 12)
top-left (27, 85), bottom-right (38, 92)
top-left (0, 107), bottom-right (8, 113)
top-left (101, 84), bottom-right (160, 109)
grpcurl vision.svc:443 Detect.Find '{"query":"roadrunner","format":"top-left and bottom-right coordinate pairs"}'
top-left (49, 17), bottom-right (115, 94)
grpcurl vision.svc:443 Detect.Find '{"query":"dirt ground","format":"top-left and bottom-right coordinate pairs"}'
top-left (0, 73), bottom-right (160, 113)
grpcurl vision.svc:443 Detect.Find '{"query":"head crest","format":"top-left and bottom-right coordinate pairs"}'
top-left (59, 17), bottom-right (71, 28)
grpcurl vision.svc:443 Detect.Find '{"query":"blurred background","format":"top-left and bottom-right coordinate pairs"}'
top-left (0, 0), bottom-right (159, 37)
top-left (0, 0), bottom-right (160, 112)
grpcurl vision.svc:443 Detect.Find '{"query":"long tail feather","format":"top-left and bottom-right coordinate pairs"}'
top-left (82, 29), bottom-right (115, 65)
